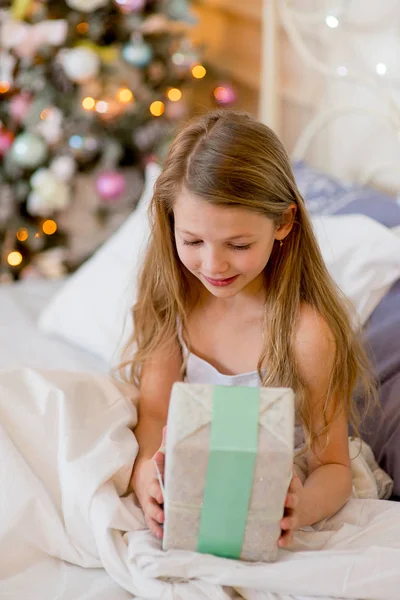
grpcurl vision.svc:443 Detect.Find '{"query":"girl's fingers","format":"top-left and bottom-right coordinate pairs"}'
top-left (149, 479), bottom-right (163, 505)
top-left (146, 497), bottom-right (164, 524)
top-left (153, 450), bottom-right (165, 478)
top-left (278, 529), bottom-right (293, 548)
top-left (284, 492), bottom-right (298, 509)
top-left (281, 514), bottom-right (298, 531)
top-left (145, 514), bottom-right (163, 539)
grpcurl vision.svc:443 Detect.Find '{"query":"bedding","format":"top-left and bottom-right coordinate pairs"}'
top-left (2, 366), bottom-right (400, 600)
top-left (293, 160), bottom-right (400, 227)
top-left (0, 279), bottom-right (106, 373)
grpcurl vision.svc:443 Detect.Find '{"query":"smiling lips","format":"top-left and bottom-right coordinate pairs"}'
top-left (203, 275), bottom-right (239, 287)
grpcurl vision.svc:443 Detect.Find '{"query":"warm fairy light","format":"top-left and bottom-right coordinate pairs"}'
top-left (95, 100), bottom-right (109, 114)
top-left (149, 100), bottom-right (165, 117)
top-left (16, 228), bottom-right (29, 242)
top-left (7, 251), bottom-right (23, 267)
top-left (76, 21), bottom-right (89, 34)
top-left (376, 63), bottom-right (387, 76)
top-left (117, 88), bottom-right (133, 103)
top-left (167, 88), bottom-right (182, 102)
top-left (42, 220), bottom-right (57, 235)
top-left (192, 64), bottom-right (206, 79)
top-left (34, 232), bottom-right (40, 239)
top-left (40, 108), bottom-right (51, 120)
top-left (0, 81), bottom-right (11, 94)
top-left (82, 96), bottom-right (96, 110)
top-left (325, 15), bottom-right (339, 28)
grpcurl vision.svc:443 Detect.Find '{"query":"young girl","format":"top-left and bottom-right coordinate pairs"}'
top-left (122, 109), bottom-right (375, 548)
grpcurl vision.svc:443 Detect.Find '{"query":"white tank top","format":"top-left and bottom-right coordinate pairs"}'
top-left (178, 327), bottom-right (305, 448)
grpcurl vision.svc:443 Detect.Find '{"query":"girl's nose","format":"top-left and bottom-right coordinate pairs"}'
top-left (202, 247), bottom-right (228, 276)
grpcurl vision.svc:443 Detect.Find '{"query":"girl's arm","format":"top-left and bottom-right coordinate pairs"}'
top-left (130, 338), bottom-right (182, 539)
top-left (133, 338), bottom-right (182, 464)
top-left (294, 304), bottom-right (352, 528)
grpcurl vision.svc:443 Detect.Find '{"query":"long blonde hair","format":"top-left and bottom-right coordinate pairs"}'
top-left (120, 109), bottom-right (376, 448)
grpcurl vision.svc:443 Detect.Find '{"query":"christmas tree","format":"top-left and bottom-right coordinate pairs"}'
top-left (0, 0), bottom-right (207, 281)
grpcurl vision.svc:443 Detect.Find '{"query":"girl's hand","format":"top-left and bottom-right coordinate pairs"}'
top-left (131, 429), bottom-right (166, 540)
top-left (279, 471), bottom-right (303, 548)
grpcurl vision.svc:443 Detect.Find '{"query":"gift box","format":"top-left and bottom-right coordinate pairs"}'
top-left (162, 383), bottom-right (295, 562)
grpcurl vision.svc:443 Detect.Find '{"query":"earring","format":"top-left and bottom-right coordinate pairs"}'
top-left (279, 240), bottom-right (283, 248)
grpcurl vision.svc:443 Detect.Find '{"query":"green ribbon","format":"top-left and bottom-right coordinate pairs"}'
top-left (197, 386), bottom-right (259, 559)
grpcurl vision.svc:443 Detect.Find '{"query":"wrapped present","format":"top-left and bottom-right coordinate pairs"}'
top-left (162, 383), bottom-right (295, 562)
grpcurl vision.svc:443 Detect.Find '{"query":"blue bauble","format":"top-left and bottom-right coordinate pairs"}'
top-left (122, 41), bottom-right (153, 68)
top-left (10, 133), bottom-right (48, 169)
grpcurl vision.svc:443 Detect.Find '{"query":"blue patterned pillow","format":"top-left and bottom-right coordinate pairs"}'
top-left (293, 160), bottom-right (400, 228)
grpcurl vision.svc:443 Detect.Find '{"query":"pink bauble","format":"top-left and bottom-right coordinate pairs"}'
top-left (213, 83), bottom-right (237, 106)
top-left (114, 0), bottom-right (146, 13)
top-left (10, 94), bottom-right (31, 123)
top-left (0, 129), bottom-right (14, 157)
top-left (95, 171), bottom-right (126, 201)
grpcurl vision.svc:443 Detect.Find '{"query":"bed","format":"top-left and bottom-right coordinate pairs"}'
top-left (3, 1), bottom-right (400, 599)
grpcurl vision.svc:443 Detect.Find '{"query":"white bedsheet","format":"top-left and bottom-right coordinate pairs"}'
top-left (0, 280), bottom-right (107, 372)
top-left (2, 367), bottom-right (400, 600)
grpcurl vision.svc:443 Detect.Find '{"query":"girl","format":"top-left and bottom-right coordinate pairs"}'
top-left (122, 109), bottom-right (375, 548)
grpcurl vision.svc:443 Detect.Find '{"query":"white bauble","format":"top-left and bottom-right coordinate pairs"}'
top-left (62, 47), bottom-right (100, 83)
top-left (50, 155), bottom-right (76, 182)
top-left (66, 0), bottom-right (109, 11)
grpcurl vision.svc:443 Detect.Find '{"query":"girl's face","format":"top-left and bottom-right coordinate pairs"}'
top-left (173, 190), bottom-right (278, 299)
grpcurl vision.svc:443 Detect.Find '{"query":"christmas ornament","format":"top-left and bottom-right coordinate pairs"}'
top-left (28, 168), bottom-right (71, 216)
top-left (114, 0), bottom-right (146, 14)
top-left (34, 248), bottom-right (67, 279)
top-left (0, 129), bottom-right (15, 157)
top-left (66, 0), bottom-right (109, 11)
top-left (35, 106), bottom-right (63, 145)
top-left (9, 93), bottom-right (32, 124)
top-left (10, 132), bottom-right (48, 169)
top-left (122, 38), bottom-right (153, 68)
top-left (166, 0), bottom-right (196, 23)
top-left (50, 156), bottom-right (76, 182)
top-left (95, 171), bottom-right (127, 201)
top-left (0, 18), bottom-right (67, 59)
top-left (62, 47), bottom-right (100, 83)
top-left (172, 40), bottom-right (198, 71)
top-left (0, 50), bottom-right (16, 91)
top-left (213, 83), bottom-right (237, 106)
top-left (68, 134), bottom-right (101, 164)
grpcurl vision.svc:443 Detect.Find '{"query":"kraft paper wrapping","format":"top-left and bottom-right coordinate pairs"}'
top-left (162, 384), bottom-right (295, 562)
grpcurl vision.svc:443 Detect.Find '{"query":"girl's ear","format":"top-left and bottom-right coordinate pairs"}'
top-left (275, 204), bottom-right (297, 241)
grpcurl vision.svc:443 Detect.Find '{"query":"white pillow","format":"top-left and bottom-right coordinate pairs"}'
top-left (39, 180), bottom-right (400, 365)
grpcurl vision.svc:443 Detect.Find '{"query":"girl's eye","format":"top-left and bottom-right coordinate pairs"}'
top-left (230, 244), bottom-right (252, 251)
top-left (183, 240), bottom-right (202, 246)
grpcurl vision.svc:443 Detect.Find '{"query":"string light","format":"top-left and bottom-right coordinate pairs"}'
top-left (337, 65), bottom-right (348, 76)
top-left (149, 100), bottom-right (165, 117)
top-left (82, 96), bottom-right (96, 110)
top-left (325, 15), bottom-right (339, 28)
top-left (76, 22), bottom-right (89, 34)
top-left (167, 88), bottom-right (182, 102)
top-left (42, 220), bottom-right (57, 235)
top-left (192, 65), bottom-right (206, 79)
top-left (95, 100), bottom-right (109, 114)
top-left (16, 228), bottom-right (28, 242)
top-left (117, 88), bottom-right (133, 103)
top-left (376, 63), bottom-right (387, 76)
top-left (40, 108), bottom-right (51, 120)
top-left (7, 251), bottom-right (23, 267)
top-left (0, 81), bottom-right (11, 94)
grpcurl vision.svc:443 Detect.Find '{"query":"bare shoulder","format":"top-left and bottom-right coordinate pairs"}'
top-left (294, 303), bottom-right (335, 386)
